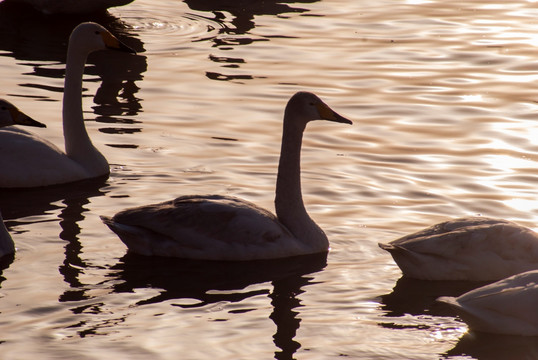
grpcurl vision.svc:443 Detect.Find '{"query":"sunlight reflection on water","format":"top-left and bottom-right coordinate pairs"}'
top-left (0, 0), bottom-right (538, 358)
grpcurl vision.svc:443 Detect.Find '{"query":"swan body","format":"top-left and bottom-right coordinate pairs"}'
top-left (102, 92), bottom-right (352, 260)
top-left (0, 22), bottom-right (134, 188)
top-left (437, 270), bottom-right (538, 336)
top-left (0, 212), bottom-right (15, 258)
top-left (379, 217), bottom-right (538, 281)
top-left (0, 99), bottom-right (46, 128)
top-left (5, 0), bottom-right (134, 14)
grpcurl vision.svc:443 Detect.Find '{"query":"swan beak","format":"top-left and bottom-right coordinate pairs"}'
top-left (101, 31), bottom-right (136, 54)
top-left (316, 102), bottom-right (353, 125)
top-left (10, 108), bottom-right (46, 128)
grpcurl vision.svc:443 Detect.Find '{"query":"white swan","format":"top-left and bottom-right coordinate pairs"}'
top-left (0, 211), bottom-right (15, 258)
top-left (0, 99), bottom-right (46, 128)
top-left (0, 22), bottom-right (134, 188)
top-left (101, 92), bottom-right (352, 260)
top-left (379, 217), bottom-right (538, 281)
top-left (437, 270), bottom-right (538, 336)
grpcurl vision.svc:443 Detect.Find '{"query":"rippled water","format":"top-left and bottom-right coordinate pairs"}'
top-left (1, 0), bottom-right (538, 359)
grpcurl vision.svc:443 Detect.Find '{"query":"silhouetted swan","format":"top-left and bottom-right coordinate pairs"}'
top-left (0, 22), bottom-right (134, 188)
top-left (0, 99), bottom-right (46, 128)
top-left (0, 99), bottom-right (46, 256)
top-left (101, 92), bottom-right (352, 260)
top-left (0, 99), bottom-right (44, 256)
top-left (437, 270), bottom-right (538, 336)
top-left (379, 217), bottom-right (538, 281)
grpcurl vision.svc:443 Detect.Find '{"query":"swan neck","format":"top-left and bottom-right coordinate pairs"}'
top-left (62, 43), bottom-right (93, 159)
top-left (274, 118), bottom-right (313, 236)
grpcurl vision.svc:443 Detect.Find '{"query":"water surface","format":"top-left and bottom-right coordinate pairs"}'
top-left (1, 0), bottom-right (538, 359)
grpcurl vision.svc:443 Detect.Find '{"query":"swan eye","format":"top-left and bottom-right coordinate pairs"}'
top-left (95, 31), bottom-right (101, 35)
top-left (0, 106), bottom-right (6, 110)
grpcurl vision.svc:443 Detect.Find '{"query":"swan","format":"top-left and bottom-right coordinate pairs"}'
top-left (0, 99), bottom-right (46, 128)
top-left (0, 211), bottom-right (15, 258)
top-left (437, 270), bottom-right (538, 336)
top-left (101, 92), bottom-right (352, 260)
top-left (378, 217), bottom-right (538, 281)
top-left (0, 22), bottom-right (134, 188)
top-left (0, 99), bottom-right (44, 257)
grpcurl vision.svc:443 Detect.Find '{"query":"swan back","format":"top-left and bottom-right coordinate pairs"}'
top-left (379, 217), bottom-right (538, 280)
top-left (437, 270), bottom-right (538, 335)
top-left (0, 99), bottom-right (46, 128)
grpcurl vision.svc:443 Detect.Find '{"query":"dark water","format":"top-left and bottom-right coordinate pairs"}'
top-left (1, 0), bottom-right (538, 358)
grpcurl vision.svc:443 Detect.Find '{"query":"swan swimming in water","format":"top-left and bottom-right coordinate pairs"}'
top-left (437, 270), bottom-right (538, 336)
top-left (0, 101), bottom-right (47, 257)
top-left (0, 99), bottom-right (46, 128)
top-left (379, 217), bottom-right (538, 281)
top-left (0, 22), bottom-right (134, 188)
top-left (101, 92), bottom-right (352, 260)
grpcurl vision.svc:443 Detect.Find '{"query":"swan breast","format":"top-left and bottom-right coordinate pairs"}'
top-left (0, 128), bottom-right (89, 187)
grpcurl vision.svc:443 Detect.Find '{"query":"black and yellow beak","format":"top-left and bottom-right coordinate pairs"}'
top-left (11, 108), bottom-right (46, 128)
top-left (101, 31), bottom-right (136, 54)
top-left (316, 102), bottom-right (352, 125)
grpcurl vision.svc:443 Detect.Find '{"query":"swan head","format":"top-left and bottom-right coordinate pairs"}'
top-left (0, 99), bottom-right (46, 128)
top-left (285, 92), bottom-right (352, 126)
top-left (69, 22), bottom-right (136, 55)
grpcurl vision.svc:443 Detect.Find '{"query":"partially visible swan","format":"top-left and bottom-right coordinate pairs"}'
top-left (4, 0), bottom-right (134, 14)
top-left (0, 212), bottom-right (15, 258)
top-left (437, 270), bottom-right (538, 336)
top-left (0, 22), bottom-right (134, 188)
top-left (0, 99), bottom-right (46, 128)
top-left (379, 217), bottom-right (538, 281)
top-left (0, 99), bottom-right (43, 256)
top-left (0, 114), bottom-right (15, 256)
top-left (101, 92), bottom-right (352, 260)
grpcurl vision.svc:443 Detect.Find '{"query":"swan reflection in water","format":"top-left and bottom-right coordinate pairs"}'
top-left (378, 276), bottom-right (538, 360)
top-left (1, 0), bottom-right (133, 15)
top-left (181, 0), bottom-right (319, 83)
top-left (109, 252), bottom-right (327, 359)
top-left (442, 331), bottom-right (538, 360)
top-left (378, 276), bottom-right (487, 319)
top-left (0, 177), bottom-right (109, 299)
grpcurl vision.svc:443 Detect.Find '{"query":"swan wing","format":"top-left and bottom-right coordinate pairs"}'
top-left (379, 217), bottom-right (538, 280)
top-left (0, 129), bottom-right (88, 187)
top-left (102, 195), bottom-right (309, 260)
